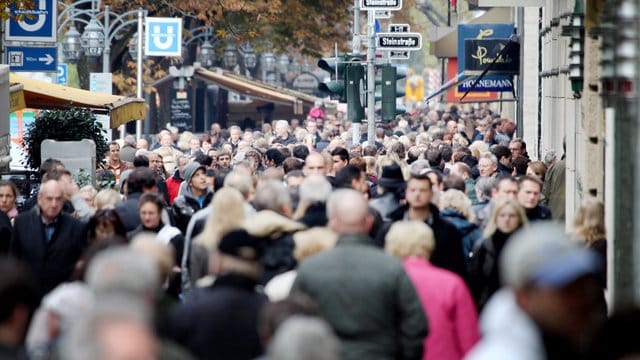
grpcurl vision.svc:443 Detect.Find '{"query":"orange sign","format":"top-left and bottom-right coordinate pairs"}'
top-left (445, 58), bottom-right (498, 102)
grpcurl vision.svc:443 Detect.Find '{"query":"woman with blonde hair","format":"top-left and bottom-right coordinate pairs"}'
top-left (188, 187), bottom-right (247, 284)
top-left (468, 198), bottom-right (528, 310)
top-left (571, 197), bottom-right (606, 286)
top-left (438, 189), bottom-right (482, 259)
top-left (385, 221), bottom-right (479, 360)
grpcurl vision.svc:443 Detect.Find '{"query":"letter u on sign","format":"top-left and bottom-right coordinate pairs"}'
top-left (145, 17), bottom-right (182, 57)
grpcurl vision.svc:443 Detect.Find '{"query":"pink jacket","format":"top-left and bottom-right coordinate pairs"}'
top-left (402, 257), bottom-right (480, 360)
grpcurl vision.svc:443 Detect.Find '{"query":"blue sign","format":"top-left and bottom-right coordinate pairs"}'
top-left (57, 64), bottom-right (68, 85)
top-left (457, 23), bottom-right (514, 92)
top-left (145, 17), bottom-right (182, 57)
top-left (5, 0), bottom-right (57, 42)
top-left (7, 46), bottom-right (57, 72)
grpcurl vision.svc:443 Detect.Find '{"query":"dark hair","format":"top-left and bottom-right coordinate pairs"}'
top-left (282, 157), bottom-right (304, 174)
top-left (518, 175), bottom-right (543, 191)
top-left (362, 144), bottom-right (378, 157)
top-left (425, 148), bottom-right (443, 169)
top-left (42, 168), bottom-right (72, 182)
top-left (126, 167), bottom-right (157, 194)
top-left (496, 176), bottom-right (518, 190)
top-left (139, 192), bottom-right (165, 213)
top-left (442, 174), bottom-right (466, 192)
top-left (133, 155), bottom-right (149, 168)
top-left (491, 145), bottom-right (511, 161)
top-left (259, 293), bottom-right (319, 343)
top-left (335, 164), bottom-right (363, 189)
top-left (0, 180), bottom-right (18, 199)
top-left (194, 154), bottom-right (213, 167)
top-left (440, 144), bottom-right (453, 162)
top-left (511, 155), bottom-right (530, 176)
top-left (292, 145), bottom-right (310, 161)
top-left (408, 172), bottom-right (433, 188)
top-left (265, 148), bottom-right (286, 167)
top-left (40, 158), bottom-right (64, 178)
top-left (330, 147), bottom-right (350, 162)
top-left (87, 209), bottom-right (127, 244)
top-left (0, 258), bottom-right (37, 322)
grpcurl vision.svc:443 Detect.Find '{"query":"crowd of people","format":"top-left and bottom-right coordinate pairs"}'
top-left (0, 102), bottom-right (633, 359)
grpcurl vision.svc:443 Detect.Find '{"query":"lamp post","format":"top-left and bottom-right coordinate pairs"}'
top-left (261, 51), bottom-right (277, 85)
top-left (58, 0), bottom-right (146, 139)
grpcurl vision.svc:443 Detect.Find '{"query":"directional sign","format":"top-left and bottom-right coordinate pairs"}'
top-left (389, 51), bottom-right (410, 60)
top-left (388, 24), bottom-right (410, 33)
top-left (145, 17), bottom-right (182, 57)
top-left (6, 46), bottom-right (57, 72)
top-left (5, 0), bottom-right (57, 42)
top-left (360, 0), bottom-right (402, 11)
top-left (376, 32), bottom-right (422, 51)
top-left (375, 10), bottom-right (391, 18)
top-left (57, 64), bottom-right (68, 85)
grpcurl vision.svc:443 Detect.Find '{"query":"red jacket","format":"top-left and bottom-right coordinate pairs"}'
top-left (165, 175), bottom-right (183, 205)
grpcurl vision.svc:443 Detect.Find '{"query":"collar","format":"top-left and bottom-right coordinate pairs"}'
top-left (35, 206), bottom-right (61, 226)
top-left (212, 273), bottom-right (259, 292)
top-left (336, 234), bottom-right (372, 246)
top-left (403, 207), bottom-right (435, 225)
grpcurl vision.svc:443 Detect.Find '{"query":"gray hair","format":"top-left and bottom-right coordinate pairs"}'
top-left (268, 316), bottom-right (339, 360)
top-left (223, 171), bottom-right (255, 200)
top-left (409, 159), bottom-right (431, 176)
top-left (59, 295), bottom-right (154, 360)
top-left (124, 135), bottom-right (136, 146)
top-left (544, 149), bottom-right (557, 166)
top-left (299, 175), bottom-right (332, 203)
top-left (479, 152), bottom-right (498, 165)
top-left (85, 247), bottom-right (159, 299)
top-left (275, 119), bottom-right (290, 130)
top-left (254, 180), bottom-right (291, 213)
top-left (475, 176), bottom-right (497, 200)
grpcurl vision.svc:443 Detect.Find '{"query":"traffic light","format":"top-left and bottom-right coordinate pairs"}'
top-left (318, 56), bottom-right (348, 102)
top-left (346, 63), bottom-right (365, 122)
top-left (379, 64), bottom-right (407, 122)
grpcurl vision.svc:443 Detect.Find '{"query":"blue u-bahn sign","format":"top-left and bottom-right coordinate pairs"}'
top-left (5, 0), bottom-right (57, 42)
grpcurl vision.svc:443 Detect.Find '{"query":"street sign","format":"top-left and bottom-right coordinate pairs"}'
top-left (389, 51), bottom-right (410, 60)
top-left (375, 10), bottom-right (391, 18)
top-left (90, 73), bottom-right (113, 94)
top-left (360, 0), bottom-right (402, 11)
top-left (57, 64), bottom-right (68, 85)
top-left (145, 17), bottom-right (182, 57)
top-left (5, 0), bottom-right (57, 42)
top-left (6, 46), bottom-right (57, 72)
top-left (375, 32), bottom-right (422, 51)
top-left (388, 24), bottom-right (410, 33)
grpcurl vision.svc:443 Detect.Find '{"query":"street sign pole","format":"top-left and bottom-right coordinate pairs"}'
top-left (367, 9), bottom-right (376, 144)
top-left (352, 0), bottom-right (361, 145)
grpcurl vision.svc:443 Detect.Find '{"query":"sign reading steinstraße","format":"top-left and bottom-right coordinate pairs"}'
top-left (360, 0), bottom-right (402, 11)
top-left (463, 39), bottom-right (520, 75)
top-left (375, 32), bottom-right (422, 51)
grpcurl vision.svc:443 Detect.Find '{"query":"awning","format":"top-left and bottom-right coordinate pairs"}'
top-left (192, 66), bottom-right (319, 115)
top-left (9, 73), bottom-right (146, 128)
top-left (425, 72), bottom-right (469, 101)
top-left (429, 7), bottom-right (514, 58)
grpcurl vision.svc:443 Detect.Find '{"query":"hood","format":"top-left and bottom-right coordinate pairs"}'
top-left (467, 289), bottom-right (544, 359)
top-left (243, 210), bottom-right (306, 240)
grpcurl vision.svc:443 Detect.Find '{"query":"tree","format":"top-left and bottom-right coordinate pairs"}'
top-left (22, 108), bottom-right (108, 170)
top-left (0, 0), bottom-right (36, 21)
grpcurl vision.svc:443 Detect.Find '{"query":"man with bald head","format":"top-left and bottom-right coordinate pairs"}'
top-left (292, 189), bottom-right (428, 360)
top-left (303, 152), bottom-right (327, 176)
top-left (11, 180), bottom-right (86, 298)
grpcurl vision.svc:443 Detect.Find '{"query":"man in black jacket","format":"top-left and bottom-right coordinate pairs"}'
top-left (378, 173), bottom-right (469, 283)
top-left (116, 167), bottom-right (159, 232)
top-left (11, 180), bottom-right (86, 298)
top-left (172, 162), bottom-right (213, 233)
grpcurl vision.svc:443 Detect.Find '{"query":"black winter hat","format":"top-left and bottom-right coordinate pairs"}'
top-left (218, 229), bottom-right (263, 262)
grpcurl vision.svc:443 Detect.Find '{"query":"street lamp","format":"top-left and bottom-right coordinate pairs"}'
top-left (223, 43), bottom-right (239, 69)
top-left (80, 18), bottom-right (105, 58)
top-left (241, 43), bottom-right (258, 73)
top-left (261, 51), bottom-right (276, 85)
top-left (62, 25), bottom-right (83, 63)
top-left (198, 40), bottom-right (216, 68)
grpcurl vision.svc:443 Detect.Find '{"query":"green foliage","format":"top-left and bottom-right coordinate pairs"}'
top-left (22, 108), bottom-right (108, 170)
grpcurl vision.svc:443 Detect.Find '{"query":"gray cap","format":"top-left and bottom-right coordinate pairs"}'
top-left (182, 161), bottom-right (205, 185)
top-left (500, 222), bottom-right (600, 288)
